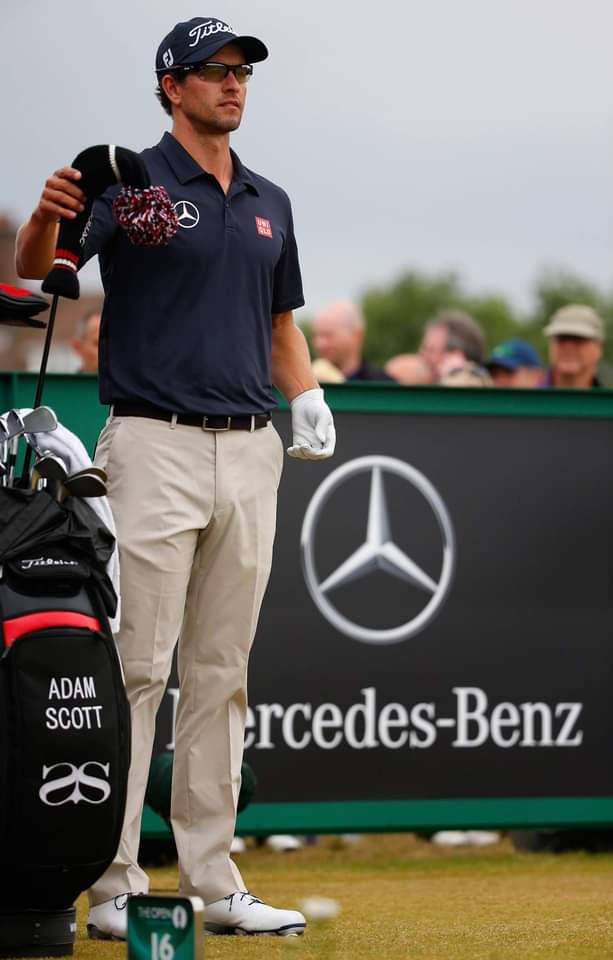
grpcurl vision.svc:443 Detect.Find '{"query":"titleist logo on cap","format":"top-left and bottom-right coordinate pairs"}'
top-left (188, 20), bottom-right (233, 47)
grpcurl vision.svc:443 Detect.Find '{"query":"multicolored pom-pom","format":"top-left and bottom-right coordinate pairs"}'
top-left (112, 185), bottom-right (178, 246)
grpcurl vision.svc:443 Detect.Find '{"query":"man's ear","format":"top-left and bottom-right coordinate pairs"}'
top-left (161, 73), bottom-right (182, 108)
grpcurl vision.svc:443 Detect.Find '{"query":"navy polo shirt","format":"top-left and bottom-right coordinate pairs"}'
top-left (81, 132), bottom-right (304, 414)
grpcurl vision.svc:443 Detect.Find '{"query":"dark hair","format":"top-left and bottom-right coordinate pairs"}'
top-left (429, 310), bottom-right (485, 365)
top-left (155, 71), bottom-right (187, 116)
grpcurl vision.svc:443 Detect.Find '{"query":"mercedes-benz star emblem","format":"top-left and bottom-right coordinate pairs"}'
top-left (173, 200), bottom-right (200, 229)
top-left (300, 455), bottom-right (455, 645)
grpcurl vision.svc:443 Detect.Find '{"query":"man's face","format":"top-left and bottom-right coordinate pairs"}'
top-left (168, 43), bottom-right (248, 133)
top-left (548, 335), bottom-right (602, 384)
top-left (73, 314), bottom-right (100, 373)
top-left (312, 313), bottom-right (361, 369)
top-left (420, 325), bottom-right (448, 378)
top-left (490, 365), bottom-right (543, 387)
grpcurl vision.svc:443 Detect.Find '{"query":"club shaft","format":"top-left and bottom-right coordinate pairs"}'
top-left (20, 295), bottom-right (59, 485)
top-left (34, 293), bottom-right (58, 408)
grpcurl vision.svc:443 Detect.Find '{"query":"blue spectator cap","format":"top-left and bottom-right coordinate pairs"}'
top-left (486, 339), bottom-right (541, 371)
top-left (156, 17), bottom-right (268, 73)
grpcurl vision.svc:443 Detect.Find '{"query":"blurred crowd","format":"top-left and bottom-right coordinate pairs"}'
top-left (52, 295), bottom-right (607, 396)
top-left (309, 300), bottom-right (606, 390)
top-left (11, 291), bottom-right (610, 397)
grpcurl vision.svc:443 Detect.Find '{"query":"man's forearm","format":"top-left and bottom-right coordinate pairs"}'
top-left (271, 312), bottom-right (318, 402)
top-left (16, 165), bottom-right (86, 279)
top-left (15, 214), bottom-right (59, 279)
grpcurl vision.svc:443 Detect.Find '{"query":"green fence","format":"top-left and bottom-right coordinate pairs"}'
top-left (4, 374), bottom-right (613, 450)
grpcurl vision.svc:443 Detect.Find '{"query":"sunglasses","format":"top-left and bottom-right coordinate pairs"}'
top-left (179, 62), bottom-right (253, 84)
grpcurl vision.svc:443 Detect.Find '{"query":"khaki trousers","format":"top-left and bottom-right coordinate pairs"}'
top-left (88, 414), bottom-right (283, 906)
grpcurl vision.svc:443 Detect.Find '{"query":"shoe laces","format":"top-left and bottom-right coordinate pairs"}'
top-left (113, 892), bottom-right (143, 911)
top-left (224, 891), bottom-right (262, 911)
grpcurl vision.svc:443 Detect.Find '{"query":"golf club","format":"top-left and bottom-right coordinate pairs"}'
top-left (5, 411), bottom-right (25, 488)
top-left (23, 406), bottom-right (58, 435)
top-left (0, 418), bottom-right (9, 487)
top-left (34, 452), bottom-right (69, 485)
top-left (3, 407), bottom-right (59, 488)
top-left (19, 294), bottom-right (60, 485)
top-left (62, 471), bottom-right (107, 499)
top-left (66, 466), bottom-right (107, 483)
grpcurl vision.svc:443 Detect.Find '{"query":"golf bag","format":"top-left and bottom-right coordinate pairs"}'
top-left (0, 488), bottom-right (130, 942)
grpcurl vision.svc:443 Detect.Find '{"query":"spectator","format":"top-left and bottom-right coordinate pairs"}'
top-left (420, 310), bottom-right (485, 381)
top-left (486, 339), bottom-right (543, 387)
top-left (71, 309), bottom-right (101, 373)
top-left (543, 304), bottom-right (605, 388)
top-left (439, 363), bottom-right (493, 386)
top-left (312, 301), bottom-right (392, 381)
top-left (384, 353), bottom-right (433, 385)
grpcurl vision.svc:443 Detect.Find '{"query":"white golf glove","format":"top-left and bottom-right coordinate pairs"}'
top-left (287, 388), bottom-right (336, 460)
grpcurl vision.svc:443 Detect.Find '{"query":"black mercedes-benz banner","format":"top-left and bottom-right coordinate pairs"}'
top-left (154, 410), bottom-right (613, 804)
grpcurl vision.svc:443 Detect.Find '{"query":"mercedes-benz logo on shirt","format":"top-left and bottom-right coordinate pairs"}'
top-left (300, 456), bottom-right (455, 645)
top-left (173, 200), bottom-right (200, 228)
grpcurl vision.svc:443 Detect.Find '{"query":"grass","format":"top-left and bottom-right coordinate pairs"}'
top-left (71, 834), bottom-right (613, 960)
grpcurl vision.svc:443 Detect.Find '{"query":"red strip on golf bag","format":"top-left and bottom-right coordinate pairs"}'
top-left (3, 611), bottom-right (100, 648)
top-left (0, 548), bottom-right (130, 911)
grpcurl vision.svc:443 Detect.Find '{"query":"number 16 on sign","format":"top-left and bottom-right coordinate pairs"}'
top-left (151, 932), bottom-right (175, 960)
top-left (128, 895), bottom-right (204, 960)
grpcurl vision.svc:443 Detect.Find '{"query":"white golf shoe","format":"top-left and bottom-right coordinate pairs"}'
top-left (204, 891), bottom-right (306, 936)
top-left (87, 893), bottom-right (133, 940)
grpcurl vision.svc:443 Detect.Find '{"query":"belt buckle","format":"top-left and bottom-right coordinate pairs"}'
top-left (202, 415), bottom-right (231, 432)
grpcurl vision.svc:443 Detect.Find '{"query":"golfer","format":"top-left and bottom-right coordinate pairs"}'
top-left (16, 16), bottom-right (335, 938)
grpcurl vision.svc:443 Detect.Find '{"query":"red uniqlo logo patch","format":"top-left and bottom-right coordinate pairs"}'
top-left (255, 216), bottom-right (273, 238)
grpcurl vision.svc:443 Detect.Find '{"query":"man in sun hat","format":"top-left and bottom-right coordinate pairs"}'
top-left (543, 304), bottom-right (606, 388)
top-left (16, 15), bottom-right (335, 939)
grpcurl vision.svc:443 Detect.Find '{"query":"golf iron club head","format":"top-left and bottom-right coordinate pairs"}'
top-left (62, 471), bottom-right (107, 499)
top-left (35, 452), bottom-right (69, 485)
top-left (23, 406), bottom-right (58, 435)
top-left (0, 418), bottom-right (8, 485)
top-left (5, 410), bottom-right (26, 488)
top-left (21, 406), bottom-right (59, 487)
top-left (1, 407), bottom-right (59, 486)
top-left (66, 466), bottom-right (107, 483)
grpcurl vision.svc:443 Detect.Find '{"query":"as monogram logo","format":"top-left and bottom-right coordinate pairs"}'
top-left (38, 761), bottom-right (111, 806)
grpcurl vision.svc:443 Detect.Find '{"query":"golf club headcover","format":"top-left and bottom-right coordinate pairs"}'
top-left (0, 284), bottom-right (49, 328)
top-left (42, 145), bottom-right (178, 300)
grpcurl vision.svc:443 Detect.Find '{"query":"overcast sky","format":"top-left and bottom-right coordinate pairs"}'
top-left (3, 0), bottom-right (612, 317)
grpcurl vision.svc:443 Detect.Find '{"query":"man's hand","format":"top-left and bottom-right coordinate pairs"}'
top-left (34, 166), bottom-right (86, 225)
top-left (287, 388), bottom-right (336, 460)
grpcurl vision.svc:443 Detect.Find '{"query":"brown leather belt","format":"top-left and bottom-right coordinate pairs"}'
top-left (112, 402), bottom-right (271, 432)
